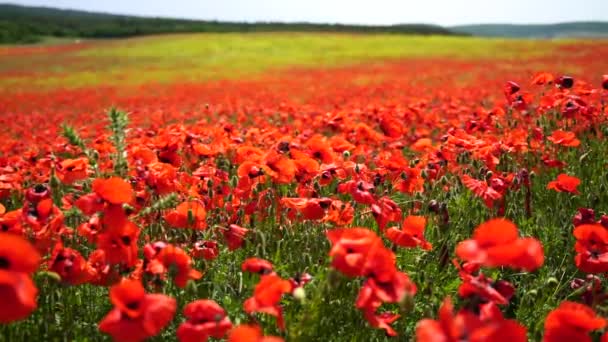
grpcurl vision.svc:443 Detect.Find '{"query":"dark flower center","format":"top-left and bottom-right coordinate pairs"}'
top-left (34, 184), bottom-right (47, 193)
top-left (0, 256), bottom-right (10, 269)
top-left (121, 236), bottom-right (132, 245)
top-left (125, 301), bottom-right (140, 310)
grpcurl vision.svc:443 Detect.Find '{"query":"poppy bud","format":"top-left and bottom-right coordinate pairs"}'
top-left (399, 292), bottom-right (415, 314)
top-left (556, 75), bottom-right (574, 89)
top-left (546, 277), bottom-right (559, 286)
top-left (229, 175), bottom-right (238, 188)
top-left (38, 270), bottom-right (62, 282)
top-left (600, 215), bottom-right (608, 229)
top-left (428, 200), bottom-right (440, 213)
top-left (526, 289), bottom-right (538, 298)
top-left (293, 287), bottom-right (306, 302)
top-left (570, 278), bottom-right (585, 290)
top-left (504, 81), bottom-right (521, 97)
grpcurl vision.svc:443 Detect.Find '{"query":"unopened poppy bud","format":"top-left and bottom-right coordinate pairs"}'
top-left (485, 171), bottom-right (493, 180)
top-left (229, 175), bottom-right (238, 188)
top-left (293, 287), bottom-right (306, 302)
top-left (186, 279), bottom-right (198, 292)
top-left (546, 277), bottom-right (559, 286)
top-left (571, 278), bottom-right (585, 290)
top-left (428, 200), bottom-right (440, 213)
top-left (38, 271), bottom-right (61, 282)
top-left (527, 289), bottom-right (538, 297)
top-left (529, 171), bottom-right (536, 179)
top-left (399, 293), bottom-right (414, 314)
top-left (421, 169), bottom-right (428, 180)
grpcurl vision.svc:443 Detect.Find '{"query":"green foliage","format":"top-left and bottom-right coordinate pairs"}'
top-left (108, 108), bottom-right (129, 177)
top-left (0, 3), bottom-right (460, 45)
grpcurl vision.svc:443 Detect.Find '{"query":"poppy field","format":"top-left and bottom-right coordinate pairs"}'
top-left (1, 33), bottom-right (608, 341)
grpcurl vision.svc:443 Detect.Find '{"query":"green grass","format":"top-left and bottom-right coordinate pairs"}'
top-left (0, 33), bottom-right (574, 90)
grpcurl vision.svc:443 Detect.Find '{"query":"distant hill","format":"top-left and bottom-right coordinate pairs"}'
top-left (0, 3), bottom-right (459, 44)
top-left (451, 22), bottom-right (608, 38)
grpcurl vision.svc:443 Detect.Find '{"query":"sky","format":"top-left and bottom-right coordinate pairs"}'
top-left (9, 0), bottom-right (608, 26)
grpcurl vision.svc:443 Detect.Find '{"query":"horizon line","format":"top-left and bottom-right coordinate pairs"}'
top-left (2, 2), bottom-right (607, 28)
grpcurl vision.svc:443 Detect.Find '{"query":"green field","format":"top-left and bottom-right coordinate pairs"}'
top-left (0, 33), bottom-right (576, 90)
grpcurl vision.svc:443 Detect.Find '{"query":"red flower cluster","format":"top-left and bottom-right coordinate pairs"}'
top-left (327, 228), bottom-right (417, 336)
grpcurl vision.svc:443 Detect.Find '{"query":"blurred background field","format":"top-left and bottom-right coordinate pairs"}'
top-left (0, 32), bottom-right (601, 91)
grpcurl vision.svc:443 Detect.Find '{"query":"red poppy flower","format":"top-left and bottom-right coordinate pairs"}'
top-left (326, 227), bottom-right (384, 277)
top-left (263, 152), bottom-right (296, 184)
top-left (322, 199), bottom-right (354, 226)
top-left (461, 174), bottom-right (502, 208)
top-left (177, 300), bottom-right (232, 342)
top-left (532, 72), bottom-right (554, 85)
top-left (242, 258), bottom-right (275, 275)
top-left (243, 274), bottom-right (293, 330)
top-left (504, 81), bottom-right (521, 98)
top-left (227, 324), bottom-right (284, 342)
top-left (0, 233), bottom-right (41, 274)
top-left (356, 271), bottom-right (417, 310)
top-left (164, 201), bottom-right (207, 230)
top-left (362, 309), bottom-right (401, 337)
top-left (547, 130), bottom-right (580, 147)
top-left (455, 218), bottom-right (544, 271)
top-left (457, 266), bottom-right (515, 305)
top-left (55, 157), bottom-right (89, 184)
top-left (92, 177), bottom-right (134, 205)
top-left (371, 197), bottom-right (402, 231)
top-left (280, 197), bottom-right (332, 221)
top-left (96, 219), bottom-right (140, 267)
top-left (99, 279), bottom-right (176, 342)
top-left (337, 180), bottom-right (376, 205)
top-left (77, 214), bottom-right (102, 243)
top-left (544, 301), bottom-right (606, 342)
top-left (416, 297), bottom-right (527, 342)
top-left (0, 271), bottom-right (39, 324)
top-left (223, 224), bottom-right (249, 251)
top-left (573, 224), bottom-right (608, 273)
top-left (48, 242), bottom-right (90, 285)
top-left (386, 215), bottom-right (432, 250)
top-left (86, 249), bottom-right (114, 286)
top-left (547, 174), bottom-right (581, 194)
top-left (192, 240), bottom-right (219, 261)
top-left (156, 245), bottom-right (202, 288)
top-left (0, 233), bottom-right (41, 323)
top-left (75, 193), bottom-right (105, 216)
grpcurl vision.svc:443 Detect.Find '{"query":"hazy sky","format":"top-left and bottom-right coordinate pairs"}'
top-left (10, 0), bottom-right (608, 26)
